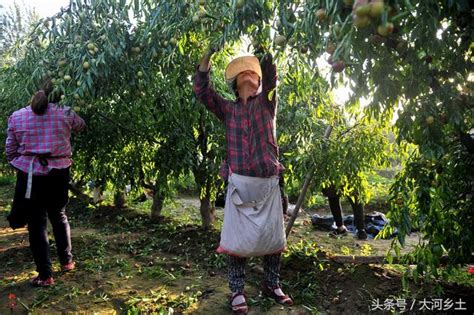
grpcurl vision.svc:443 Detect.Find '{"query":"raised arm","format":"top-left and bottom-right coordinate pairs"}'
top-left (71, 111), bottom-right (86, 133)
top-left (5, 115), bottom-right (19, 162)
top-left (64, 107), bottom-right (86, 133)
top-left (260, 53), bottom-right (277, 115)
top-left (193, 49), bottom-right (227, 122)
top-left (198, 49), bottom-right (213, 72)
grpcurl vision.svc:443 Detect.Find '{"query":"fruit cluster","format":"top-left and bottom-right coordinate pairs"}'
top-left (352, 0), bottom-right (393, 35)
top-left (326, 0), bottom-right (395, 73)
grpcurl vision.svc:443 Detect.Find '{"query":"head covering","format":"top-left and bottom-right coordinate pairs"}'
top-left (224, 56), bottom-right (262, 84)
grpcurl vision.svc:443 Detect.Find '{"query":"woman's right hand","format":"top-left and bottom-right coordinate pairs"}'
top-left (198, 45), bottom-right (220, 72)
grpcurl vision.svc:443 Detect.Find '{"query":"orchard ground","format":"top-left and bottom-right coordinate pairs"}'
top-left (0, 176), bottom-right (473, 314)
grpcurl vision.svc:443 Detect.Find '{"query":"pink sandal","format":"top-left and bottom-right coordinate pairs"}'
top-left (61, 261), bottom-right (75, 272)
top-left (230, 292), bottom-right (248, 314)
top-left (30, 276), bottom-right (55, 287)
top-left (262, 284), bottom-right (293, 306)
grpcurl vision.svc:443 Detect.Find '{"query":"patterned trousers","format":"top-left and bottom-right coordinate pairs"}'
top-left (228, 253), bottom-right (281, 293)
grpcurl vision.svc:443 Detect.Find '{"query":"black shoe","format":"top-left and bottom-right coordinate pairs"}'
top-left (356, 229), bottom-right (368, 240)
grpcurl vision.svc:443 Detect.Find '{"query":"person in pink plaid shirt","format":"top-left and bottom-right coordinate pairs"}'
top-left (5, 79), bottom-right (85, 287)
top-left (194, 48), bottom-right (292, 314)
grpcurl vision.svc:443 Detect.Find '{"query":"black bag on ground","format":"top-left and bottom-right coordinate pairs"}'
top-left (310, 211), bottom-right (398, 238)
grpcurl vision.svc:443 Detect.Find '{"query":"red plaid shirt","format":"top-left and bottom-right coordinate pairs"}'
top-left (193, 54), bottom-right (283, 179)
top-left (6, 104), bottom-right (85, 175)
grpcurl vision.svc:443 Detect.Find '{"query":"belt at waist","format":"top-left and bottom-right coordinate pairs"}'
top-left (23, 154), bottom-right (69, 199)
top-left (22, 153), bottom-right (69, 167)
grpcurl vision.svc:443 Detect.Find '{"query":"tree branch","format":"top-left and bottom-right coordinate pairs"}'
top-left (94, 111), bottom-right (162, 145)
top-left (286, 125), bottom-right (333, 237)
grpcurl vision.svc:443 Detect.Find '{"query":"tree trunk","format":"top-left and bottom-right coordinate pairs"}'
top-left (194, 111), bottom-right (217, 228)
top-left (150, 181), bottom-right (165, 222)
top-left (114, 190), bottom-right (126, 208)
top-left (92, 186), bottom-right (103, 203)
top-left (199, 195), bottom-right (215, 228)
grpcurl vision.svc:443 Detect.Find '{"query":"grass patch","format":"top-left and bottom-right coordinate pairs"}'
top-left (0, 175), bottom-right (15, 186)
top-left (124, 288), bottom-right (200, 314)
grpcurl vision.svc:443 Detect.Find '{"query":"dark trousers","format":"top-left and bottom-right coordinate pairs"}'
top-left (322, 186), bottom-right (365, 230)
top-left (228, 254), bottom-right (281, 293)
top-left (14, 168), bottom-right (72, 280)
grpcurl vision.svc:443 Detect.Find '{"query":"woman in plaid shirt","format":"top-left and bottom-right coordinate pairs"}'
top-left (194, 49), bottom-right (292, 314)
top-left (5, 79), bottom-right (85, 287)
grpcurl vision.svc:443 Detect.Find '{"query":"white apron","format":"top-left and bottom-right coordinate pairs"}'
top-left (217, 172), bottom-right (286, 257)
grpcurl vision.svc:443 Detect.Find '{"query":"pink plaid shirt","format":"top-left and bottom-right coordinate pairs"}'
top-left (6, 104), bottom-right (85, 175)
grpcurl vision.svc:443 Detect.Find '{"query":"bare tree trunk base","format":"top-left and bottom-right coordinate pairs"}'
top-left (150, 214), bottom-right (166, 223)
top-left (200, 197), bottom-right (215, 229)
top-left (150, 196), bottom-right (164, 222)
top-left (114, 191), bottom-right (126, 208)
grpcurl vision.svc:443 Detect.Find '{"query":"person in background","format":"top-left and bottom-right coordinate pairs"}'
top-left (322, 185), bottom-right (368, 240)
top-left (5, 79), bottom-right (85, 287)
top-left (194, 48), bottom-right (292, 314)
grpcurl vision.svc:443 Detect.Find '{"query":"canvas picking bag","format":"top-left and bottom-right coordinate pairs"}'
top-left (217, 172), bottom-right (286, 257)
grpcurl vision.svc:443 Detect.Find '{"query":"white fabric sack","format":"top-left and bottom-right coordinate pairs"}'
top-left (218, 172), bottom-right (286, 257)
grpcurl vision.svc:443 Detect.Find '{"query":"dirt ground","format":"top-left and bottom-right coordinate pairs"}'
top-left (0, 185), bottom-right (473, 314)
